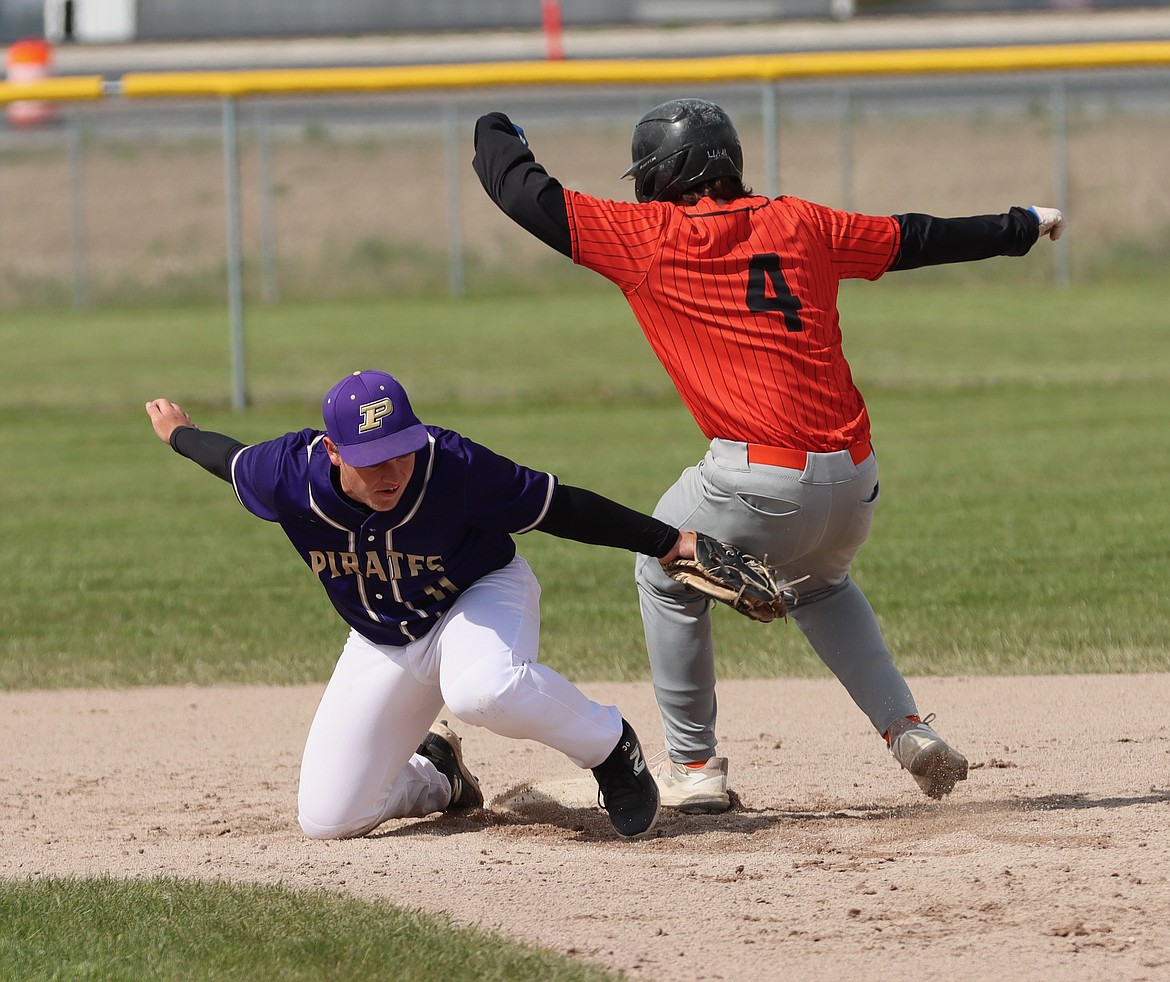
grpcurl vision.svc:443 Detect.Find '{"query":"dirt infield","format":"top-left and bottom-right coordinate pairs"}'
top-left (4, 674), bottom-right (1169, 980)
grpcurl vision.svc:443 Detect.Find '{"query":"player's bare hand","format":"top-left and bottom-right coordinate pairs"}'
top-left (145, 398), bottom-right (196, 444)
top-left (1029, 205), bottom-right (1066, 241)
top-left (659, 530), bottom-right (697, 566)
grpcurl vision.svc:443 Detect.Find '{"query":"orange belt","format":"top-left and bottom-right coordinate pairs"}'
top-left (746, 441), bottom-right (872, 469)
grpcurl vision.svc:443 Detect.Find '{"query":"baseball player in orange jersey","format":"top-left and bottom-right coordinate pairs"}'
top-left (473, 98), bottom-right (1066, 812)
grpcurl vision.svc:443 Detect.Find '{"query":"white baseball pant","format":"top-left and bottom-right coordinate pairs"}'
top-left (298, 555), bottom-right (623, 839)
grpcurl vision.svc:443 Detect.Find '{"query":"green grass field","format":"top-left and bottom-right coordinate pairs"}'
top-left (0, 878), bottom-right (619, 982)
top-left (2, 279), bottom-right (1168, 978)
top-left (3, 281), bottom-right (1168, 688)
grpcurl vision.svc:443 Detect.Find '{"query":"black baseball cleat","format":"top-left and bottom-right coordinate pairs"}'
top-left (591, 719), bottom-right (660, 838)
top-left (417, 720), bottom-right (484, 811)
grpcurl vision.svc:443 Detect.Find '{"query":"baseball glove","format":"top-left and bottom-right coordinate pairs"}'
top-left (663, 533), bottom-right (806, 623)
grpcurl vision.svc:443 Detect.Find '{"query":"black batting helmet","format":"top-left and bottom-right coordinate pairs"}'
top-left (621, 98), bottom-right (744, 203)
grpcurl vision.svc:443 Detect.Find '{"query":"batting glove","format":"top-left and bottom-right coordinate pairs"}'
top-left (1029, 205), bottom-right (1066, 241)
top-left (513, 123), bottom-right (528, 147)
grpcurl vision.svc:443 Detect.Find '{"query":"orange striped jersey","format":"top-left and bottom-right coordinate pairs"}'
top-left (564, 191), bottom-right (901, 451)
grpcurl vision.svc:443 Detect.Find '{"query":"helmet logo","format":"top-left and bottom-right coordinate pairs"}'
top-left (626, 98), bottom-right (744, 202)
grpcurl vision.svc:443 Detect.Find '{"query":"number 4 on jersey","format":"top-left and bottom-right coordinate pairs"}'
top-left (745, 253), bottom-right (804, 332)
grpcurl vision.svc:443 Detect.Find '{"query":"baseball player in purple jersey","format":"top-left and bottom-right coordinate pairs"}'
top-left (145, 369), bottom-right (703, 840)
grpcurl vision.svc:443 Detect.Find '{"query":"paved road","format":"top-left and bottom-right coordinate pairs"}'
top-left (47, 9), bottom-right (1170, 77)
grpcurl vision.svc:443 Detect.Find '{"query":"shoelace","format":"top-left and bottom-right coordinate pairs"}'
top-left (647, 749), bottom-right (670, 770)
top-left (595, 756), bottom-right (645, 811)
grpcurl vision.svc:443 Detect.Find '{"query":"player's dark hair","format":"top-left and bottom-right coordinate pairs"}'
top-left (679, 176), bottom-right (753, 204)
top-left (622, 98), bottom-right (745, 203)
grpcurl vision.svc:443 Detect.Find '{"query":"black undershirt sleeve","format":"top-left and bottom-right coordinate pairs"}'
top-left (169, 426), bottom-right (246, 483)
top-left (535, 484), bottom-right (680, 558)
top-left (890, 206), bottom-right (1039, 271)
top-left (473, 111), bottom-right (573, 257)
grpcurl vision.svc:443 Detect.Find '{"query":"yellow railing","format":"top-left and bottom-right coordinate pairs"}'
top-left (0, 74), bottom-right (105, 102)
top-left (3, 40), bottom-right (1170, 104)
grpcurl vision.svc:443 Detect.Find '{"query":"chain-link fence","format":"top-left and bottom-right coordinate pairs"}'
top-left (2, 69), bottom-right (1168, 312)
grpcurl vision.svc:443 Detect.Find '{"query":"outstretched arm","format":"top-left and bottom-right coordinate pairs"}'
top-left (891, 205), bottom-right (1065, 270)
top-left (145, 398), bottom-right (245, 483)
top-left (536, 492), bottom-right (786, 622)
top-left (472, 111), bottom-right (573, 257)
top-left (535, 484), bottom-right (695, 564)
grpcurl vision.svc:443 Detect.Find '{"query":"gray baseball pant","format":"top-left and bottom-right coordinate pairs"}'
top-left (634, 437), bottom-right (919, 762)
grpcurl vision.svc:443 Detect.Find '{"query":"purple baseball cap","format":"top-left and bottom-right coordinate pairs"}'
top-left (322, 370), bottom-right (429, 467)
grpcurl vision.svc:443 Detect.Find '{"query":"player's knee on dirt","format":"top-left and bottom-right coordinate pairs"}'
top-left (298, 809), bottom-right (381, 840)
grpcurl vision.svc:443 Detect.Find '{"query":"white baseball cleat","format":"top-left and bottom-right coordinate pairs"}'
top-left (652, 754), bottom-right (731, 813)
top-left (887, 714), bottom-right (968, 799)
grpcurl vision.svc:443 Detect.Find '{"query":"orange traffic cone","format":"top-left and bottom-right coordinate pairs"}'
top-left (6, 38), bottom-right (56, 128)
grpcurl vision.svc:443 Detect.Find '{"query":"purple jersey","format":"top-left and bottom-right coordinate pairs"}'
top-left (228, 425), bottom-right (556, 646)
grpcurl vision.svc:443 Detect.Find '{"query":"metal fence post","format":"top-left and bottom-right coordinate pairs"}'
top-left (256, 105), bottom-right (279, 304)
top-left (444, 101), bottom-right (465, 298)
top-left (836, 85), bottom-right (855, 212)
top-left (222, 96), bottom-right (248, 410)
top-left (1050, 77), bottom-right (1071, 287)
top-left (66, 113), bottom-right (89, 309)
top-left (761, 81), bottom-right (779, 198)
